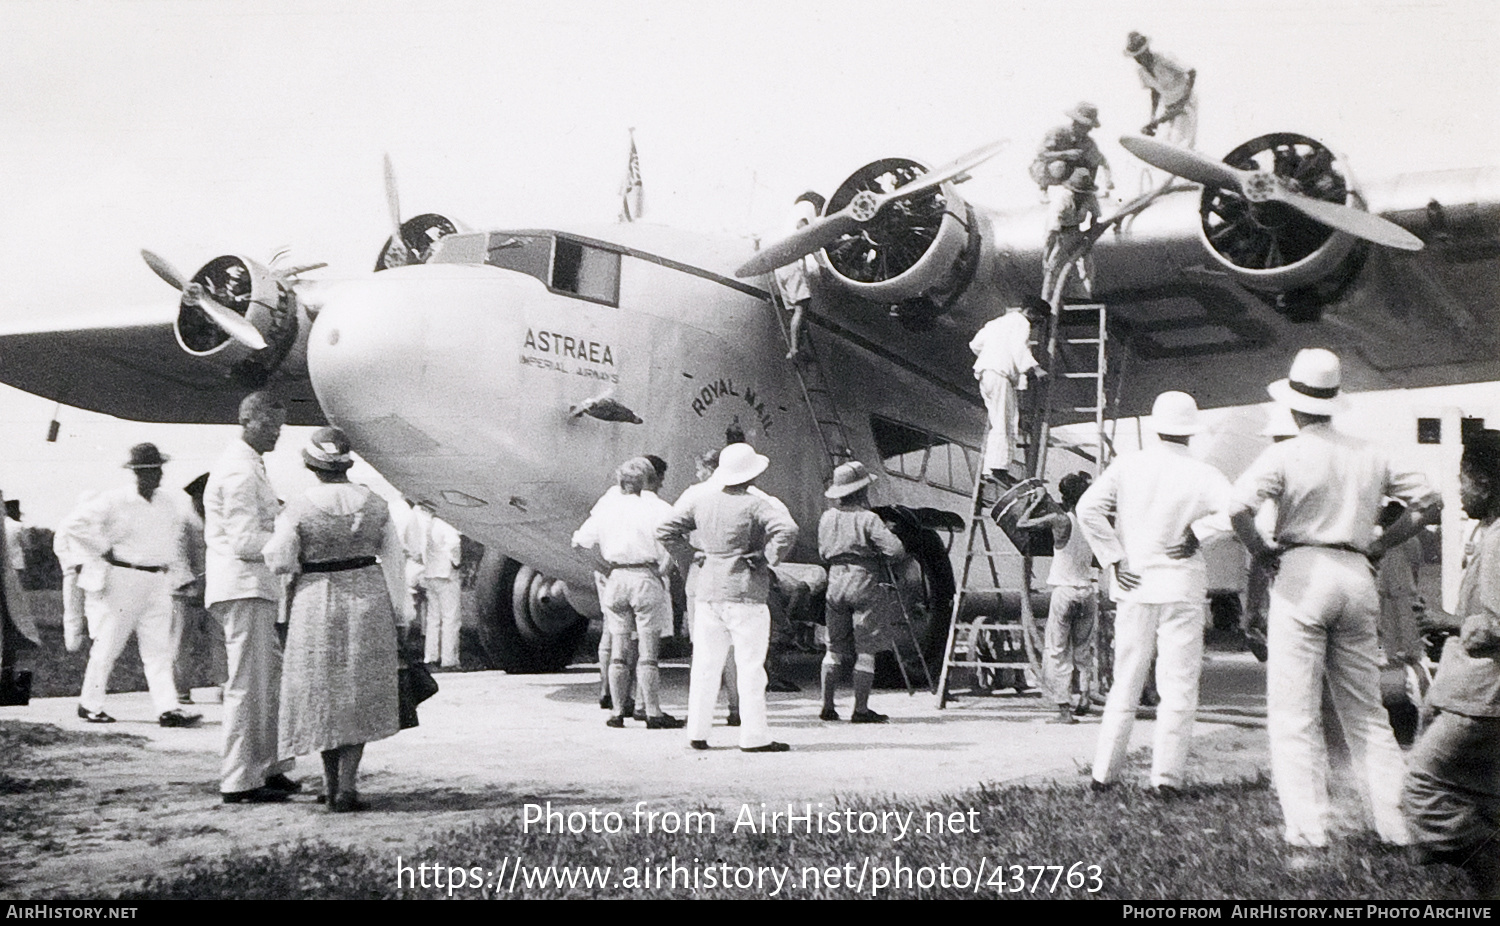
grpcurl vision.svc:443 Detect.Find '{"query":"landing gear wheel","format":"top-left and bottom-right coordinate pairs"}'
top-left (473, 551), bottom-right (587, 673)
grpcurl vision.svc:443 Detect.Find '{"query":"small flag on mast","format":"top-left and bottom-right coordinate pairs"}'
top-left (618, 129), bottom-right (643, 223)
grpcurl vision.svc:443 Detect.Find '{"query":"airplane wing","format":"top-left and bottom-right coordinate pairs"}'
top-left (791, 154), bottom-right (1500, 424)
top-left (0, 305), bottom-right (323, 425)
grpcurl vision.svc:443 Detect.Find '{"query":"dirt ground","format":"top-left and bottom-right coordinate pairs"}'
top-left (0, 650), bottom-right (1273, 899)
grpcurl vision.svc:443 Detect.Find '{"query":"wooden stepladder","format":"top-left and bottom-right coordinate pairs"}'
top-left (934, 444), bottom-right (1045, 707)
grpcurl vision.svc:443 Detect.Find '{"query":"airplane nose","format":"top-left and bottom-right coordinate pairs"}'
top-left (307, 264), bottom-right (536, 431)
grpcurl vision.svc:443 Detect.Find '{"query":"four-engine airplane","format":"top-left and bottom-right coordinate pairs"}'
top-left (0, 130), bottom-right (1496, 673)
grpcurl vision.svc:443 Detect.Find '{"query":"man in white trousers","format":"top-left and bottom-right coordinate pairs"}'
top-left (1230, 349), bottom-right (1438, 853)
top-left (1076, 391), bottom-right (1231, 795)
top-left (205, 392), bottom-right (298, 804)
top-left (969, 300), bottom-right (1046, 486)
top-left (60, 444), bottom-right (199, 728)
top-left (657, 443), bottom-right (798, 753)
top-left (406, 502), bottom-right (464, 669)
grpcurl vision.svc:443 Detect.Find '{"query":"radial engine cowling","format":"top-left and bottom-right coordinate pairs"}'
top-left (818, 158), bottom-right (979, 315)
top-left (174, 255), bottom-right (302, 388)
top-left (1198, 133), bottom-right (1368, 310)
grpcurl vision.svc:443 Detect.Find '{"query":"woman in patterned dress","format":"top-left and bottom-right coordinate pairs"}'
top-left (264, 427), bottom-right (413, 812)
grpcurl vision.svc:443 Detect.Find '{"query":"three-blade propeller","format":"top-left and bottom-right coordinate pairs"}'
top-left (735, 139), bottom-right (1009, 278)
top-left (1120, 135), bottom-right (1424, 251)
top-left (141, 249), bottom-right (269, 351)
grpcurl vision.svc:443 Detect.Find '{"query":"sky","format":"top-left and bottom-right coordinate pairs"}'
top-left (0, 0), bottom-right (1496, 526)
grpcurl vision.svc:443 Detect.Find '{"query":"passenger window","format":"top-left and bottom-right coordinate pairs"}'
top-left (869, 415), bottom-right (979, 495)
top-left (870, 416), bottom-right (930, 481)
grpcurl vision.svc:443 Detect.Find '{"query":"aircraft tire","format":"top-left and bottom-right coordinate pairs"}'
top-left (472, 552), bottom-right (587, 674)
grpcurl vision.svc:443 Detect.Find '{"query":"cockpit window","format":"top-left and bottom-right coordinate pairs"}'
top-left (551, 238), bottom-right (620, 305)
top-left (474, 233), bottom-right (620, 307)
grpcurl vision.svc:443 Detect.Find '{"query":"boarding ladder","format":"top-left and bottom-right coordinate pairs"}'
top-left (765, 283), bottom-right (937, 692)
top-left (766, 286), bottom-right (855, 479)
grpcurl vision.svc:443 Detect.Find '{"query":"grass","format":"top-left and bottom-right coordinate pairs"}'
top-left (103, 778), bottom-right (1474, 901)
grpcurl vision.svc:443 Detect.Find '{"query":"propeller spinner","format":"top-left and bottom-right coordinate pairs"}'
top-left (1120, 135), bottom-right (1424, 251)
top-left (141, 249), bottom-right (269, 351)
top-left (734, 139), bottom-right (1008, 278)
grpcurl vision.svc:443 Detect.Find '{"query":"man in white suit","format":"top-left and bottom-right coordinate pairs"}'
top-left (205, 392), bottom-right (298, 804)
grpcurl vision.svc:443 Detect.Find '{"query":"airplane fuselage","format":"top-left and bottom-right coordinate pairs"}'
top-left (308, 224), bottom-right (989, 606)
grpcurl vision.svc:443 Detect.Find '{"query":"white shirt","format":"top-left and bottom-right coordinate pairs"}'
top-left (57, 485), bottom-right (186, 594)
top-left (1230, 421), bottom-right (1437, 553)
top-left (5, 519), bottom-right (23, 572)
top-left (573, 489), bottom-right (675, 569)
top-left (1047, 511), bottom-right (1095, 588)
top-left (969, 312), bottom-right (1039, 381)
top-left (404, 506), bottom-right (463, 581)
top-left (204, 439), bottom-right (280, 606)
top-left (1076, 442), bottom-right (1231, 604)
top-left (1138, 52), bottom-right (1194, 109)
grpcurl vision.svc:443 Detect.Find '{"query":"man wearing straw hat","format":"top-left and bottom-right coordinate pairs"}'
top-left (658, 443), bottom-right (799, 753)
top-left (59, 442), bottom-right (200, 728)
top-left (1230, 349), bottom-right (1438, 853)
top-left (818, 461), bottom-right (905, 724)
top-left (1077, 391), bottom-right (1231, 794)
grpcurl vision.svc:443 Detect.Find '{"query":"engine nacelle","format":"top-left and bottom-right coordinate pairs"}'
top-left (174, 255), bottom-right (304, 388)
top-left (818, 158), bottom-right (979, 315)
top-left (1198, 133), bottom-right (1368, 309)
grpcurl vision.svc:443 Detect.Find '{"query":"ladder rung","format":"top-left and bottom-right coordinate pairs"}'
top-left (1062, 303), bottom-right (1105, 311)
top-left (1063, 372), bottom-right (1099, 378)
top-left (1073, 406), bottom-right (1101, 413)
top-left (1064, 337), bottom-right (1101, 344)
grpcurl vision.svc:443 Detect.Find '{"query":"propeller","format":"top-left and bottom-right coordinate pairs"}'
top-left (735, 139), bottom-right (1008, 278)
top-left (382, 154), bottom-right (412, 267)
top-left (1120, 135), bottom-right (1424, 251)
top-left (141, 249), bottom-right (268, 351)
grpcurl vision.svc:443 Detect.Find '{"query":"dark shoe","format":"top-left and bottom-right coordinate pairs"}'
top-left (689, 740), bottom-right (710, 751)
top-left (265, 774), bottom-right (302, 794)
top-left (741, 741), bottom-right (791, 753)
top-left (819, 708), bottom-right (840, 722)
top-left (850, 709), bottom-right (888, 724)
top-left (1154, 785), bottom-right (1184, 800)
top-left (599, 693), bottom-right (612, 710)
top-left (159, 709), bottom-right (202, 728)
top-left (726, 712), bottom-right (741, 727)
top-left (646, 713), bottom-right (685, 730)
top-left (1089, 779), bottom-right (1115, 793)
top-left (605, 715), bottom-right (626, 729)
top-left (223, 786), bottom-right (291, 804)
top-left (176, 693), bottom-right (193, 705)
top-left (1072, 702), bottom-right (1093, 717)
top-left (77, 705), bottom-right (115, 724)
top-left (330, 793), bottom-right (368, 813)
top-left (766, 677), bottom-right (800, 693)
top-left (620, 700), bottom-right (636, 720)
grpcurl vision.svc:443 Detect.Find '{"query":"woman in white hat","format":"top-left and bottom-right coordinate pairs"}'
top-left (263, 427), bottom-right (415, 812)
top-left (817, 461), bottom-right (905, 724)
